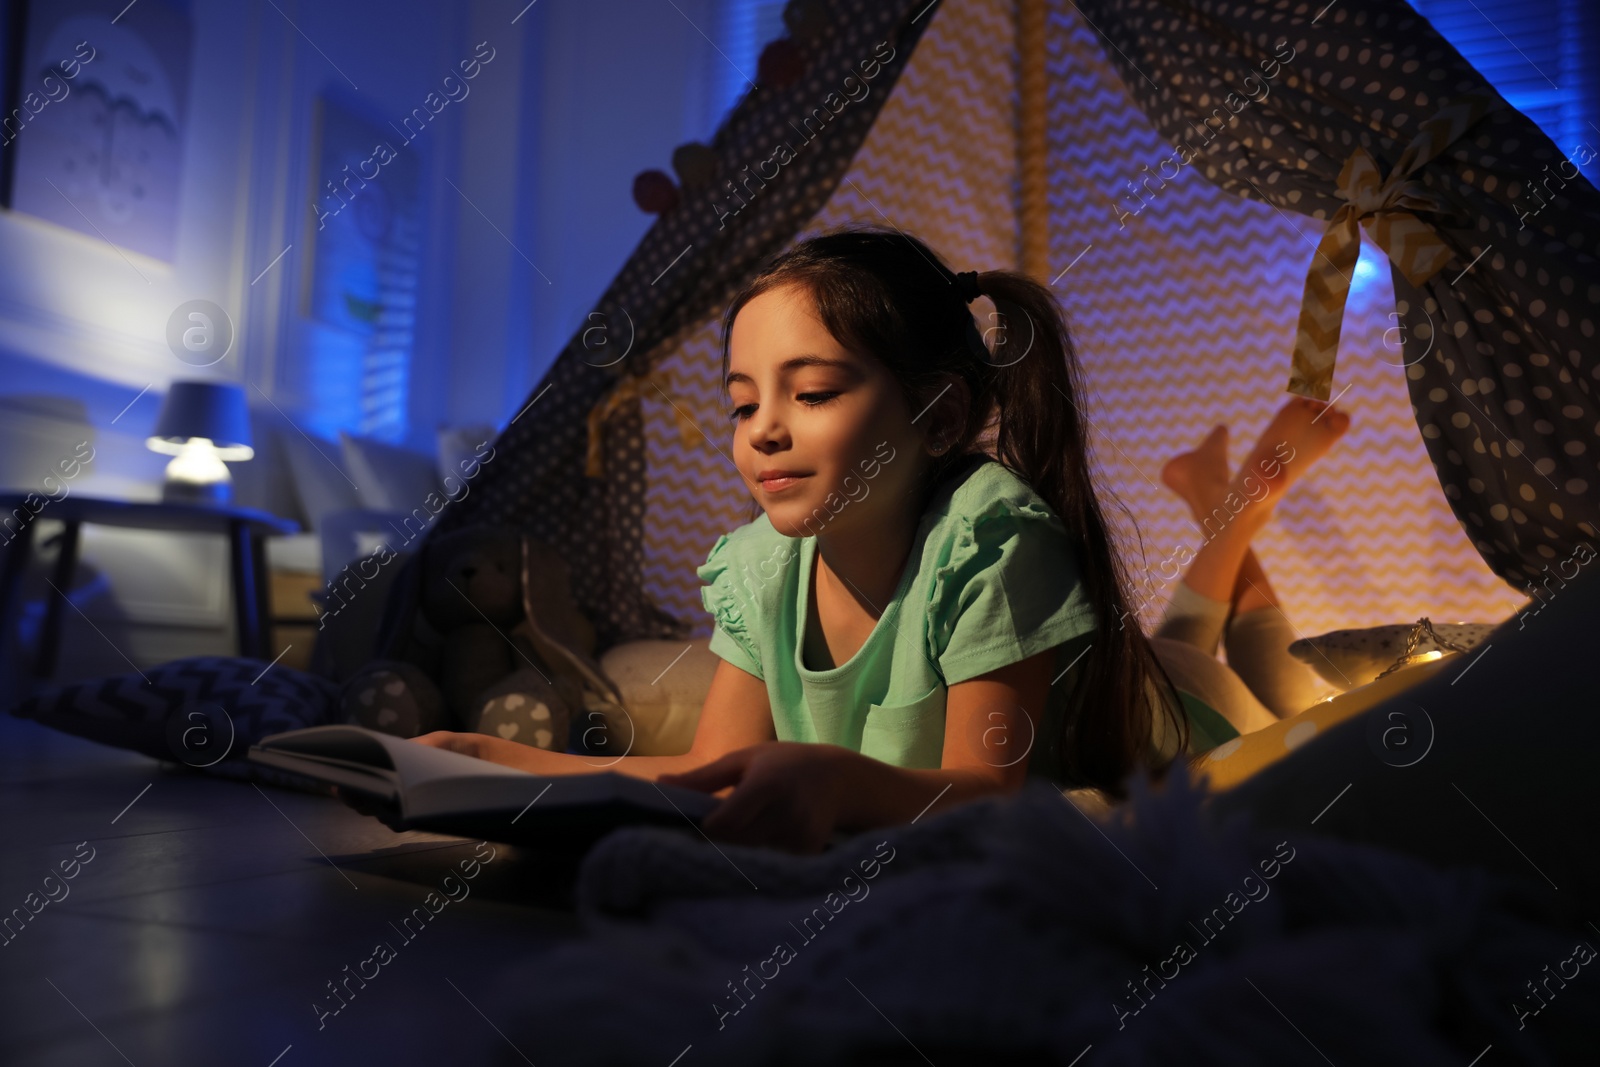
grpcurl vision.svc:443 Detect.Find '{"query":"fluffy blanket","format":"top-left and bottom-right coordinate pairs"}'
top-left (484, 763), bottom-right (1594, 1065)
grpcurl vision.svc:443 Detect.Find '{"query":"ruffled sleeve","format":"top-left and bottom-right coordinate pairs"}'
top-left (927, 496), bottom-right (1099, 684)
top-left (697, 531), bottom-right (765, 680)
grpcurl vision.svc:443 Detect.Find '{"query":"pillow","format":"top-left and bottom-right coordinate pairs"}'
top-left (340, 431), bottom-right (442, 513)
top-left (591, 639), bottom-right (720, 756)
top-left (7, 656), bottom-right (345, 786)
top-left (1288, 621), bottom-right (1499, 690)
top-left (279, 428), bottom-right (362, 531)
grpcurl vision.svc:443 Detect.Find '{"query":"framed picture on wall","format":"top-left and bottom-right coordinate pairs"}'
top-left (1, 0), bottom-right (192, 262)
top-left (300, 92), bottom-right (424, 441)
top-left (301, 93), bottom-right (424, 332)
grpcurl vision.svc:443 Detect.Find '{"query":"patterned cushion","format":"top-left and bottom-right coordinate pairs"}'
top-left (1289, 622), bottom-right (1498, 691)
top-left (6, 656), bottom-right (345, 783)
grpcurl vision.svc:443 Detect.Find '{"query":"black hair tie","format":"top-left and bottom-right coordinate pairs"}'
top-left (952, 270), bottom-right (982, 304)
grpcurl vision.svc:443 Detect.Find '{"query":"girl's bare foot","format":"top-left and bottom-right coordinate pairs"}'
top-left (1169, 397), bottom-right (1351, 608)
top-left (1160, 424), bottom-right (1232, 521)
top-left (1161, 423), bottom-right (1273, 614)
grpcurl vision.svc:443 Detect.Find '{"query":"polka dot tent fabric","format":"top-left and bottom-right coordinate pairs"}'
top-left (638, 0), bottom-right (1527, 639)
top-left (1072, 0), bottom-right (1600, 596)
top-left (621, 0), bottom-right (1504, 644)
top-left (1039, 2), bottom-right (1523, 638)
top-left (429, 0), bottom-right (938, 651)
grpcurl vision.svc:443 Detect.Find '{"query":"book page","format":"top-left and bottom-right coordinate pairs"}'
top-left (254, 726), bottom-right (719, 826)
top-left (257, 726), bottom-right (530, 790)
top-left (378, 732), bottom-right (533, 789)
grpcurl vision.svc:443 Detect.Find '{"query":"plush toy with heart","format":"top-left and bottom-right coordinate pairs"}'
top-left (336, 525), bottom-right (625, 753)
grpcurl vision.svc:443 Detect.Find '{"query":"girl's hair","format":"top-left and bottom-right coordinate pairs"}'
top-left (718, 225), bottom-right (1189, 797)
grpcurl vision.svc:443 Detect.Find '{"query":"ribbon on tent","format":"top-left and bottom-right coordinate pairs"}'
top-left (1288, 93), bottom-right (1499, 400)
top-left (584, 371), bottom-right (701, 479)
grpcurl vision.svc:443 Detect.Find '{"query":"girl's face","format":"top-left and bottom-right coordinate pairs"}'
top-left (726, 283), bottom-right (934, 539)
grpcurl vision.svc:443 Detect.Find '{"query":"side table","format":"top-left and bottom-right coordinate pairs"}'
top-left (0, 494), bottom-right (300, 680)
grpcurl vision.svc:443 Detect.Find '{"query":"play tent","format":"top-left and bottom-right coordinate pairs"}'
top-left (432, 0), bottom-right (1600, 654)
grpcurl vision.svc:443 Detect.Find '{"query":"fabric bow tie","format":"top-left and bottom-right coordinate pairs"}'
top-left (1288, 93), bottom-right (1499, 400)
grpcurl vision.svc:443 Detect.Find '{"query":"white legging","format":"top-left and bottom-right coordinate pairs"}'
top-left (1149, 581), bottom-right (1339, 733)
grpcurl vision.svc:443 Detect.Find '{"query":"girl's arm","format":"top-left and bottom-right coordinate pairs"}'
top-left (835, 644), bottom-right (1057, 830)
top-left (660, 647), bottom-right (1058, 851)
top-left (411, 657), bottom-right (777, 781)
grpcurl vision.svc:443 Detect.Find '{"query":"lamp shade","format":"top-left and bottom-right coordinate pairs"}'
top-left (148, 381), bottom-right (253, 460)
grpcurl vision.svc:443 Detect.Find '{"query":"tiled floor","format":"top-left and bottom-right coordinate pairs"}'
top-left (0, 711), bottom-right (587, 1065)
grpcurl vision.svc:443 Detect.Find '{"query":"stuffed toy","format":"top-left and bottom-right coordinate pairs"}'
top-left (337, 525), bottom-right (626, 752)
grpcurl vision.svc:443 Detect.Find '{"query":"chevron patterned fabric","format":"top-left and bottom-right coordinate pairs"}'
top-left (1039, 0), bottom-right (1529, 640)
top-left (1074, 0), bottom-right (1597, 609)
top-left (638, 0), bottom-right (1528, 646)
top-left (451, 0), bottom-right (1541, 660)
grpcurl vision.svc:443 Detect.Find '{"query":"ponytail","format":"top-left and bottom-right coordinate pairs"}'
top-left (973, 272), bottom-right (1190, 795)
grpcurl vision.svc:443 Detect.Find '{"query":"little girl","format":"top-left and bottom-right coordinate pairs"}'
top-left (418, 226), bottom-right (1213, 852)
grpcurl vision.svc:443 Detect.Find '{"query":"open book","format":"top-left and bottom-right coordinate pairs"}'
top-left (249, 725), bottom-right (718, 848)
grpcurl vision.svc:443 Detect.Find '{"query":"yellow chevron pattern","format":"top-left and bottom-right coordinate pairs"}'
top-left (631, 0), bottom-right (1524, 646)
top-left (1040, 2), bottom-right (1523, 639)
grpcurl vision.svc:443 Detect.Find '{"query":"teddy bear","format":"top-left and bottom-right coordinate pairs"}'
top-left (337, 524), bottom-right (623, 753)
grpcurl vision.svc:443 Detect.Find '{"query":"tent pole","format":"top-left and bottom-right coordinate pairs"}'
top-left (1018, 0), bottom-right (1051, 280)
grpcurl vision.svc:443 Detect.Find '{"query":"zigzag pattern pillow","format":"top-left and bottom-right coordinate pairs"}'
top-left (7, 656), bottom-right (345, 782)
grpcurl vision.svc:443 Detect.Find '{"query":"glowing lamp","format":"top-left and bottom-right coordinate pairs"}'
top-left (146, 381), bottom-right (254, 505)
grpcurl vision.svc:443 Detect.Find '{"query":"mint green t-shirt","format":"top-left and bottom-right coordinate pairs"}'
top-left (697, 455), bottom-right (1106, 785)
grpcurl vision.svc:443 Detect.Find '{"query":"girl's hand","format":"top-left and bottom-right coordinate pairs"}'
top-left (658, 741), bottom-right (853, 855)
top-left (412, 730), bottom-right (542, 771)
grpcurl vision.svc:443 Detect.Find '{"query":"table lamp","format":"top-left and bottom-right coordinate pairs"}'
top-left (146, 381), bottom-right (254, 505)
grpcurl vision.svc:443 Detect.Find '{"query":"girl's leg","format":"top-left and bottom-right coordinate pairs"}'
top-left (1149, 635), bottom-right (1279, 738)
top-left (1154, 581), bottom-right (1232, 658)
top-left (1216, 398), bottom-right (1350, 717)
top-left (1158, 400), bottom-right (1350, 717)
top-left (1153, 425), bottom-right (1237, 658)
top-left (1150, 425), bottom-right (1279, 738)
top-left (1223, 607), bottom-right (1340, 718)
top-left (1155, 422), bottom-right (1283, 652)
